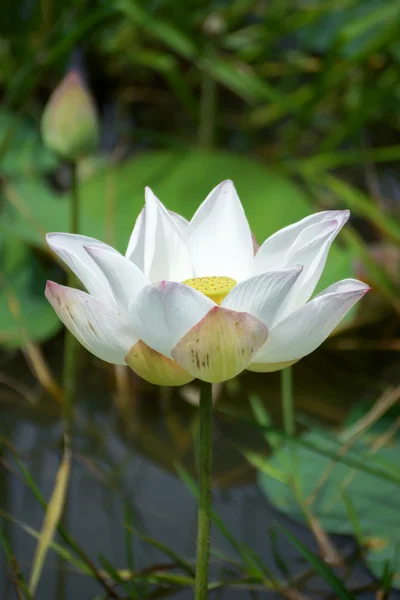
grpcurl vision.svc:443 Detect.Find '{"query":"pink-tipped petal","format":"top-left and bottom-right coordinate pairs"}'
top-left (314, 278), bottom-right (369, 297)
top-left (45, 282), bottom-right (137, 365)
top-left (249, 280), bottom-right (369, 368)
top-left (171, 306), bottom-right (268, 383)
top-left (131, 281), bottom-right (215, 358)
top-left (251, 231), bottom-right (260, 254)
top-left (125, 340), bottom-right (194, 386)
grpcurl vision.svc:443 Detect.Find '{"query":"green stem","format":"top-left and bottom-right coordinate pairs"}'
top-left (281, 366), bottom-right (294, 437)
top-left (62, 161), bottom-right (80, 431)
top-left (70, 161), bottom-right (79, 234)
top-left (198, 63), bottom-right (217, 149)
top-left (195, 381), bottom-right (213, 600)
top-left (281, 366), bottom-right (299, 489)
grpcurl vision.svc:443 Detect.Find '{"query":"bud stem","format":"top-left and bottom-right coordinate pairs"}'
top-left (70, 161), bottom-right (79, 234)
top-left (62, 161), bottom-right (80, 434)
top-left (198, 45), bottom-right (217, 150)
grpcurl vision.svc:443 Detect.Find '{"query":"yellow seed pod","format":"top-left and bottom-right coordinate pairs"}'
top-left (183, 276), bottom-right (237, 304)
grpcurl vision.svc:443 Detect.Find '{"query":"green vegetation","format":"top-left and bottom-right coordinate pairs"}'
top-left (1, 0), bottom-right (400, 597)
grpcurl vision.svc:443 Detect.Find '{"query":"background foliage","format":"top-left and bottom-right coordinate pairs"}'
top-left (1, 0), bottom-right (400, 597)
top-left (1, 0), bottom-right (400, 346)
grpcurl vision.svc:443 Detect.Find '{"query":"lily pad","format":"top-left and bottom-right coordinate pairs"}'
top-left (258, 431), bottom-right (400, 585)
top-left (0, 237), bottom-right (61, 346)
top-left (0, 109), bottom-right (57, 176)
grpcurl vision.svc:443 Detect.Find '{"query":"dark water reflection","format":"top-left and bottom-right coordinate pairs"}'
top-left (1, 339), bottom-right (400, 599)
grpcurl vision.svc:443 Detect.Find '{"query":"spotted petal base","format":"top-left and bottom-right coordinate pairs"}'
top-left (126, 340), bottom-right (194, 386)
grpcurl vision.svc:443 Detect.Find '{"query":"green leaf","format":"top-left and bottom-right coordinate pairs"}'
top-left (257, 432), bottom-right (400, 584)
top-left (0, 109), bottom-right (57, 176)
top-left (0, 238), bottom-right (61, 346)
top-left (343, 399), bottom-right (400, 442)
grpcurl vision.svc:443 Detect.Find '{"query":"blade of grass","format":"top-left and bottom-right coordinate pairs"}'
top-left (5, 5), bottom-right (114, 106)
top-left (278, 525), bottom-right (356, 600)
top-left (124, 49), bottom-right (197, 117)
top-left (98, 554), bottom-right (131, 594)
top-left (201, 55), bottom-right (287, 106)
top-left (175, 464), bottom-right (275, 584)
top-left (29, 443), bottom-right (71, 594)
top-left (269, 526), bottom-right (290, 578)
top-left (290, 146), bottom-right (400, 174)
top-left (125, 526), bottom-right (195, 577)
top-left (5, 444), bottom-right (122, 599)
top-left (340, 386), bottom-right (400, 443)
top-left (342, 226), bottom-right (400, 314)
top-left (145, 572), bottom-right (194, 586)
top-left (0, 527), bottom-right (32, 600)
top-left (379, 543), bottom-right (398, 599)
top-left (210, 548), bottom-right (245, 571)
top-left (316, 173), bottom-right (400, 244)
top-left (0, 509), bottom-right (90, 575)
top-left (240, 449), bottom-right (287, 483)
top-left (123, 502), bottom-right (136, 596)
top-left (117, 0), bottom-right (196, 59)
top-left (339, 488), bottom-right (363, 545)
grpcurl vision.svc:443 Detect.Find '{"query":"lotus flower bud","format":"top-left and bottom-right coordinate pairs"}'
top-left (41, 70), bottom-right (99, 161)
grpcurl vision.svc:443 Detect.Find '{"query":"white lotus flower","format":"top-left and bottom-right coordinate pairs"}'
top-left (45, 180), bottom-right (369, 385)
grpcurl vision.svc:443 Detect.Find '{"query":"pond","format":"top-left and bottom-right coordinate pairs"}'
top-left (1, 335), bottom-right (399, 598)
